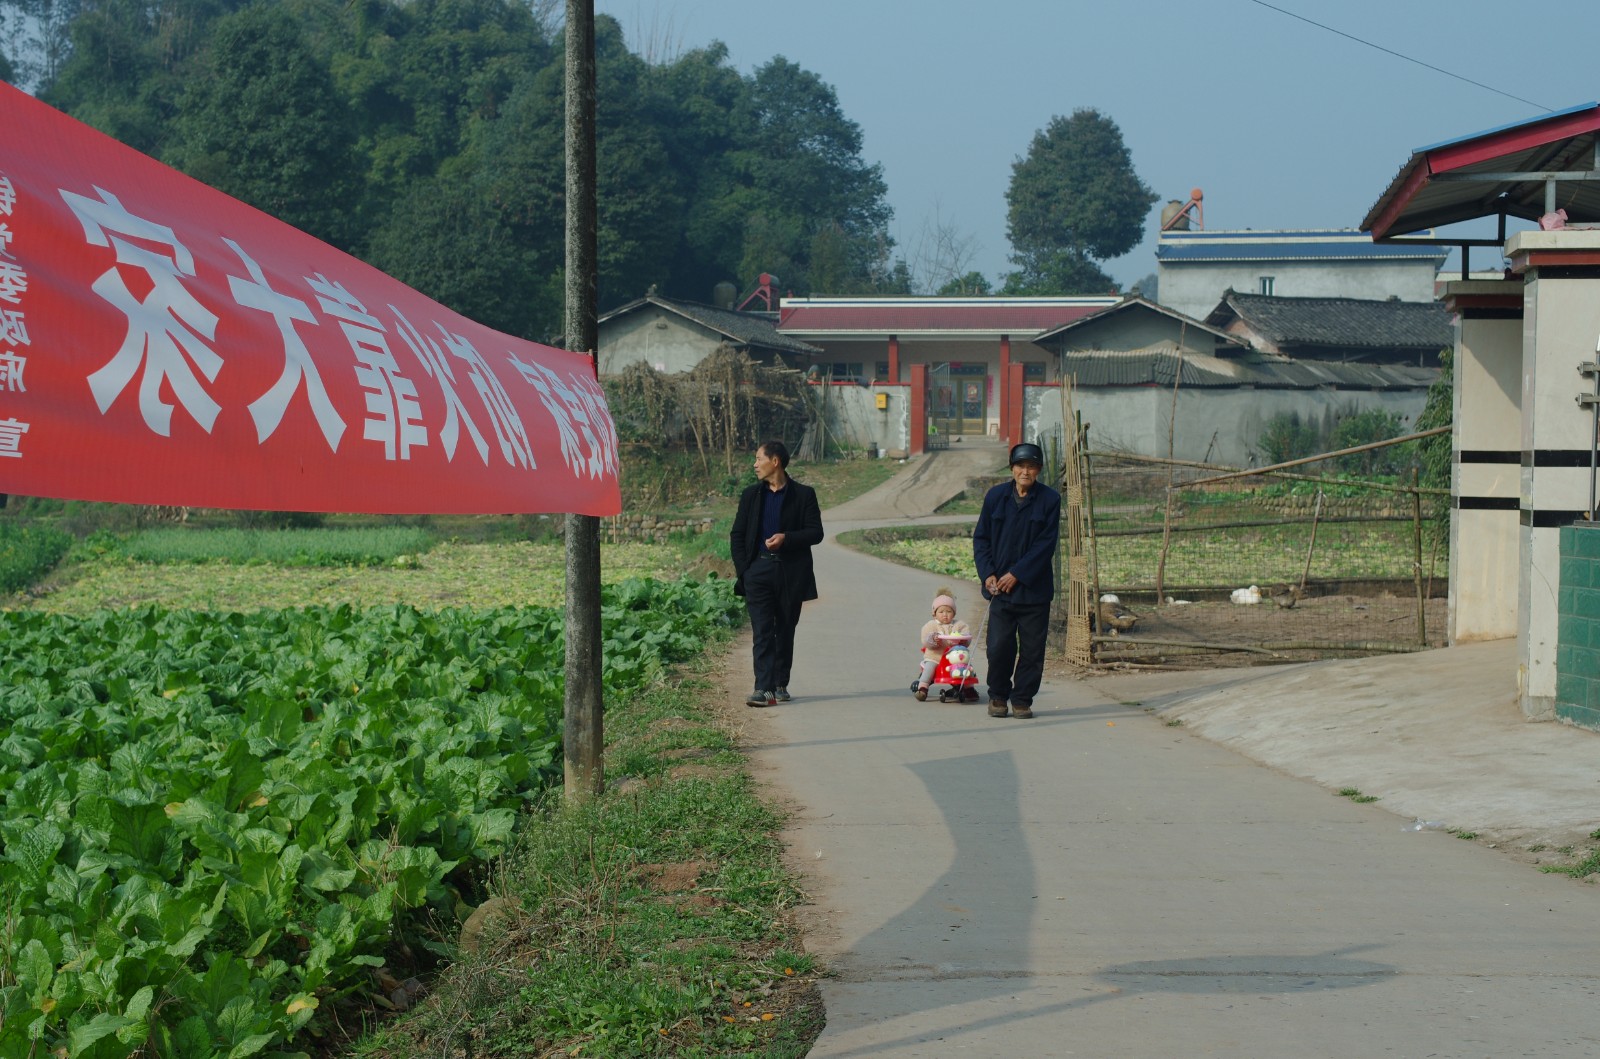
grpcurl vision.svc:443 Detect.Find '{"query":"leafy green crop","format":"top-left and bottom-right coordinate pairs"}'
top-left (0, 577), bottom-right (739, 1057)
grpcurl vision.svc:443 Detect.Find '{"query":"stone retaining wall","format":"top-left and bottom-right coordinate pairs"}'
top-left (602, 514), bottom-right (716, 544)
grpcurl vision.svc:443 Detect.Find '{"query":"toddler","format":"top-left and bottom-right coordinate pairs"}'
top-left (915, 587), bottom-right (972, 701)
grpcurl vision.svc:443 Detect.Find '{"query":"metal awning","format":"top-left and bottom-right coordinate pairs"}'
top-left (1361, 102), bottom-right (1600, 243)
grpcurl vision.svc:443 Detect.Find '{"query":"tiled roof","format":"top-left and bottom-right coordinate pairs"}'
top-left (1206, 292), bottom-right (1452, 351)
top-left (1059, 349), bottom-right (1437, 390)
top-left (777, 297), bottom-right (1119, 335)
top-left (1033, 295), bottom-right (1243, 348)
top-left (1157, 229), bottom-right (1446, 263)
top-left (599, 295), bottom-right (823, 356)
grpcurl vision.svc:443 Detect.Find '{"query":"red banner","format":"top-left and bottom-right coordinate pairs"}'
top-left (0, 83), bottom-right (620, 515)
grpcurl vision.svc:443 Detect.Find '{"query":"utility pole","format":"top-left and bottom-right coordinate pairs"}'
top-left (563, 0), bottom-right (602, 801)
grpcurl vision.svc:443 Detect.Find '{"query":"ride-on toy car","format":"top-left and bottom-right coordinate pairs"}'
top-left (911, 633), bottom-right (981, 702)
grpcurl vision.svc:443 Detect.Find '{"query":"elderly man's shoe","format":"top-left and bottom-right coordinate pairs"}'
top-left (774, 687), bottom-right (792, 702)
top-left (746, 690), bottom-right (776, 707)
top-left (987, 699), bottom-right (1009, 718)
top-left (1012, 704), bottom-right (1034, 719)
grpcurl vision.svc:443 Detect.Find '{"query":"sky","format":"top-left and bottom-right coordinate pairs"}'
top-left (593, 0), bottom-right (1599, 293)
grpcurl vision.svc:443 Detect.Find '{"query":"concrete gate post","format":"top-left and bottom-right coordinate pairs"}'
top-left (1442, 279), bottom-right (1523, 644)
top-left (1506, 230), bottom-right (1600, 719)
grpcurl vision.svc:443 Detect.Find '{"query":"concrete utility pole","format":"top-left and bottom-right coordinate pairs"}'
top-left (563, 0), bottom-right (602, 801)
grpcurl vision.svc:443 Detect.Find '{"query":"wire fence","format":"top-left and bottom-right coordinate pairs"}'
top-left (1078, 439), bottom-right (1449, 669)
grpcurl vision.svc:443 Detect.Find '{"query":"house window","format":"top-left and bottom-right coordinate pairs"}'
top-left (826, 362), bottom-right (864, 382)
top-left (1259, 275), bottom-right (1275, 296)
top-left (874, 361), bottom-right (890, 381)
top-left (1023, 362), bottom-right (1046, 382)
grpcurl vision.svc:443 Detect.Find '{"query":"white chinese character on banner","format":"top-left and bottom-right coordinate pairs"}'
top-left (0, 176), bottom-right (14, 216)
top-left (0, 309), bottom-right (25, 347)
top-left (306, 274), bottom-right (425, 461)
top-left (508, 357), bottom-right (614, 479)
top-left (0, 417), bottom-right (27, 457)
top-left (568, 368), bottom-right (619, 475)
top-left (391, 308), bottom-right (488, 464)
top-left (224, 239), bottom-right (345, 451)
top-left (0, 222), bottom-right (13, 257)
top-left (0, 351), bottom-right (25, 393)
top-left (60, 187), bottom-right (221, 435)
top-left (0, 260), bottom-right (25, 305)
top-left (438, 327), bottom-right (534, 470)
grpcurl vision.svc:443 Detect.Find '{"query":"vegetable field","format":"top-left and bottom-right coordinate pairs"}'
top-left (0, 578), bottom-right (741, 1057)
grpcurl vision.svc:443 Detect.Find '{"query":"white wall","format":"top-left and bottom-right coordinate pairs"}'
top-left (598, 312), bottom-right (721, 375)
top-left (1024, 385), bottom-right (1430, 467)
top-left (1160, 259), bottom-right (1441, 321)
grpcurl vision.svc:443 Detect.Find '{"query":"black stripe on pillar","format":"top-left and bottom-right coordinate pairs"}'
top-left (1519, 509), bottom-right (1593, 528)
top-left (1521, 450), bottom-right (1598, 468)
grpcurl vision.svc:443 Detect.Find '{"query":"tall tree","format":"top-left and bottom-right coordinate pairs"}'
top-left (164, 3), bottom-right (362, 250)
top-left (43, 0), bottom-right (244, 153)
top-left (1003, 108), bottom-right (1156, 295)
top-left (723, 56), bottom-right (893, 295)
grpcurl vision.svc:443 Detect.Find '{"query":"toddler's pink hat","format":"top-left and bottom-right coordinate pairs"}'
top-left (931, 592), bottom-right (956, 613)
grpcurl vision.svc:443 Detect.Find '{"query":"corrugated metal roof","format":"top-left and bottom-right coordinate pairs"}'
top-left (1157, 229), bottom-right (1446, 262)
top-left (1034, 295), bottom-right (1243, 348)
top-left (1362, 102), bottom-right (1600, 239)
top-left (1059, 349), bottom-right (1437, 390)
top-left (777, 297), bottom-right (1118, 335)
top-left (599, 295), bottom-right (823, 355)
top-left (1208, 292), bottom-right (1451, 351)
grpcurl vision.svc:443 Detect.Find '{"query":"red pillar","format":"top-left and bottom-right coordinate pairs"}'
top-left (1006, 363), bottom-right (1025, 447)
top-left (997, 334), bottom-right (1011, 442)
top-left (887, 335), bottom-right (900, 382)
top-left (910, 363), bottom-right (927, 454)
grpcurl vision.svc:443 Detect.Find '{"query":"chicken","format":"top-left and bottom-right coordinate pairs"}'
top-left (1094, 600), bottom-right (1139, 635)
top-left (1272, 584), bottom-right (1303, 609)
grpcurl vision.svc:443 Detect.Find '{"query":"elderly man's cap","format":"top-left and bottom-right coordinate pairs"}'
top-left (1009, 442), bottom-right (1044, 466)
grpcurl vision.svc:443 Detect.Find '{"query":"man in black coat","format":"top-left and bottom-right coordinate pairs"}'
top-left (973, 442), bottom-right (1061, 719)
top-left (729, 439), bottom-right (825, 707)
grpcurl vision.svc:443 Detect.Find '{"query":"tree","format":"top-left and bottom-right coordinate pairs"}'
top-left (164, 3), bottom-right (362, 250)
top-left (1003, 108), bottom-right (1157, 295)
top-left (906, 203), bottom-right (984, 295)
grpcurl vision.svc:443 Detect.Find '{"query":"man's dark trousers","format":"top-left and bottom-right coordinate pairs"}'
top-left (745, 553), bottom-right (800, 692)
top-left (985, 597), bottom-right (1050, 706)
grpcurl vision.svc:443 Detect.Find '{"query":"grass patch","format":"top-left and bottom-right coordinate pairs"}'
top-left (352, 659), bottom-right (824, 1059)
top-left (117, 525), bottom-right (437, 566)
top-left (0, 522), bottom-right (72, 593)
top-left (1538, 829), bottom-right (1600, 878)
top-left (18, 540), bottom-right (704, 613)
top-left (1337, 787), bottom-right (1380, 803)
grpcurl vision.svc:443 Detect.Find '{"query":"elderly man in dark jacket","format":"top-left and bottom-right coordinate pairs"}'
top-left (730, 439), bottom-right (825, 707)
top-left (972, 442), bottom-right (1061, 719)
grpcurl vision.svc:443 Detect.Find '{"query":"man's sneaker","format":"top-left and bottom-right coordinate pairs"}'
top-left (774, 687), bottom-right (792, 702)
top-left (746, 690), bottom-right (776, 708)
top-left (1012, 704), bottom-right (1034, 719)
top-left (988, 698), bottom-right (1009, 718)
top-left (914, 685), bottom-right (928, 701)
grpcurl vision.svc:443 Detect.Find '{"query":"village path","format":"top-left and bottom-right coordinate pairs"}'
top-left (730, 447), bottom-right (1600, 1057)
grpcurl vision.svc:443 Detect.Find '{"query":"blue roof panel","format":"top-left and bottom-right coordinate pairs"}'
top-left (1157, 237), bottom-right (1446, 262)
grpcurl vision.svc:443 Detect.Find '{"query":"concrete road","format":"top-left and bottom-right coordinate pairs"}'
top-left (730, 468), bottom-right (1600, 1058)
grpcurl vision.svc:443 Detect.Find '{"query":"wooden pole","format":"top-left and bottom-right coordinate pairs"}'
top-left (1154, 330), bottom-right (1185, 602)
top-left (1180, 427), bottom-right (1451, 488)
top-left (563, 0), bottom-right (603, 802)
top-left (1298, 488), bottom-right (1323, 592)
top-left (1412, 467), bottom-right (1426, 647)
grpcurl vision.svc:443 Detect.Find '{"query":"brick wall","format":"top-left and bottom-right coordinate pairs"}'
top-left (1556, 522), bottom-right (1600, 731)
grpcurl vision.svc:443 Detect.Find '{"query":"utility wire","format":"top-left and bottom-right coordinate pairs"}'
top-left (1247, 0), bottom-right (1551, 112)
